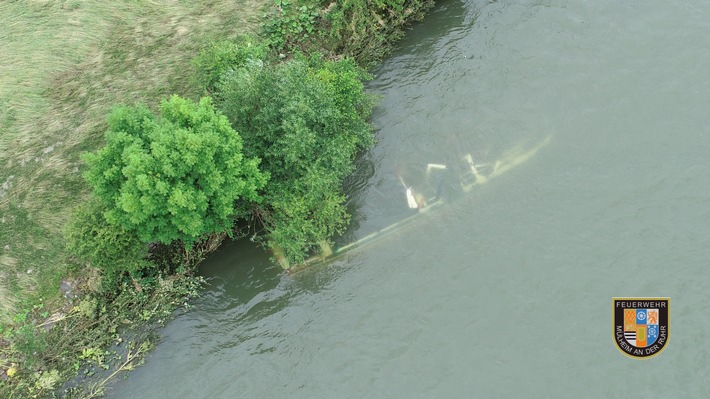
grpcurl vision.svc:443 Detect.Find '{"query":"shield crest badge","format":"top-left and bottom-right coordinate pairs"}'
top-left (613, 298), bottom-right (670, 358)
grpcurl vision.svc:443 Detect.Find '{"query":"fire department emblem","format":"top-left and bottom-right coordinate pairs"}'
top-left (613, 298), bottom-right (669, 359)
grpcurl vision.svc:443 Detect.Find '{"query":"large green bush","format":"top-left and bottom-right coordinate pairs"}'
top-left (83, 95), bottom-right (267, 247)
top-left (215, 53), bottom-right (374, 264)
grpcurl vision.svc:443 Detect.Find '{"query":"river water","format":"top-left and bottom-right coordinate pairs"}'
top-left (109, 0), bottom-right (710, 397)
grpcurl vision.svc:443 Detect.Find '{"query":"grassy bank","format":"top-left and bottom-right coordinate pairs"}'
top-left (1, 0), bottom-right (433, 396)
top-left (1, 1), bottom-right (267, 396)
top-left (0, 0), bottom-right (266, 323)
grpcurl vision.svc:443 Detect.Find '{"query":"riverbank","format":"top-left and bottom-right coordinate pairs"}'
top-left (0, 1), bottom-right (433, 397)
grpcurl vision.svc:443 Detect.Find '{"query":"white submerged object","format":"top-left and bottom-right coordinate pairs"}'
top-left (405, 188), bottom-right (419, 208)
top-left (426, 163), bottom-right (447, 174)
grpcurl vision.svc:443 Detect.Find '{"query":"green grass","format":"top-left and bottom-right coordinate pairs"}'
top-left (0, 0), bottom-right (269, 323)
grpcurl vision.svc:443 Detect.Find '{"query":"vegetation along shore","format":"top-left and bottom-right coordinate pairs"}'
top-left (0, 0), bottom-right (434, 397)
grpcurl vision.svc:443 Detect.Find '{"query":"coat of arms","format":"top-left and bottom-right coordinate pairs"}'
top-left (613, 298), bottom-right (669, 358)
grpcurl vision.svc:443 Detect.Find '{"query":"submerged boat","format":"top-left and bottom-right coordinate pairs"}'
top-left (279, 135), bottom-right (552, 271)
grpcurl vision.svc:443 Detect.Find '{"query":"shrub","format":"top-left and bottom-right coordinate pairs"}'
top-left (216, 53), bottom-right (374, 264)
top-left (65, 199), bottom-right (150, 277)
top-left (192, 37), bottom-right (269, 93)
top-left (83, 95), bottom-right (267, 247)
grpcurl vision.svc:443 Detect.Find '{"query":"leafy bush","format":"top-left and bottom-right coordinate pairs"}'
top-left (83, 95), bottom-right (267, 247)
top-left (66, 199), bottom-right (150, 277)
top-left (215, 53), bottom-right (374, 264)
top-left (192, 37), bottom-right (269, 93)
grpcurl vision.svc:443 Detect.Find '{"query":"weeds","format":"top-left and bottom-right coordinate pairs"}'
top-left (262, 0), bottom-right (320, 53)
top-left (260, 0), bottom-right (435, 66)
top-left (1, 268), bottom-right (205, 398)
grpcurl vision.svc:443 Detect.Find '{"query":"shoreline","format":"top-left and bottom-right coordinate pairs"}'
top-left (0, 1), bottom-right (435, 397)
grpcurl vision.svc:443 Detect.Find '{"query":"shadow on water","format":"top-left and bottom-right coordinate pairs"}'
top-left (196, 233), bottom-right (358, 323)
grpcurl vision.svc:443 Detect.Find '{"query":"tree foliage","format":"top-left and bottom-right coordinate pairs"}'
top-left (83, 95), bottom-right (266, 246)
top-left (215, 53), bottom-right (374, 264)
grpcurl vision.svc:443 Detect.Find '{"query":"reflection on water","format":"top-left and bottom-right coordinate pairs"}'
top-left (109, 0), bottom-right (710, 397)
